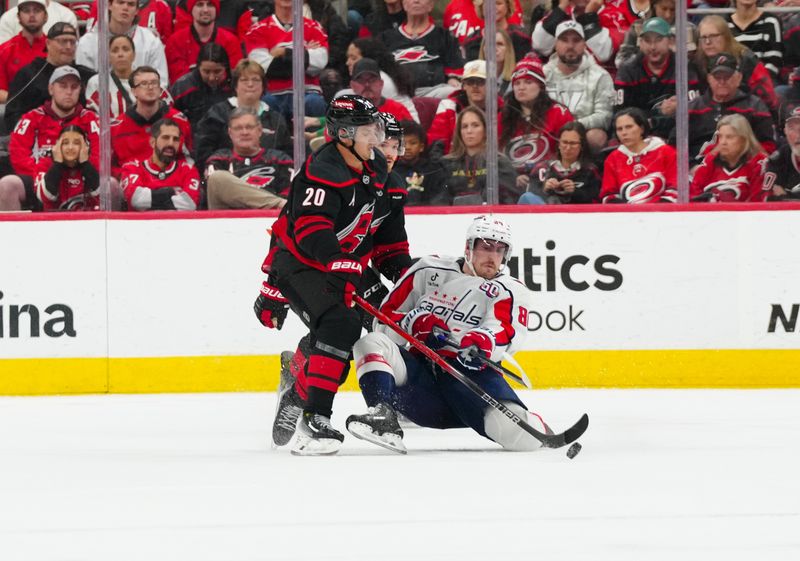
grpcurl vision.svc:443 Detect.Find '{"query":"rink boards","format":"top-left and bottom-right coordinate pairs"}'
top-left (1, 207), bottom-right (799, 394)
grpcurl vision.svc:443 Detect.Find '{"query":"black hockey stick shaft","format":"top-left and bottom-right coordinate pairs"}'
top-left (353, 295), bottom-right (588, 449)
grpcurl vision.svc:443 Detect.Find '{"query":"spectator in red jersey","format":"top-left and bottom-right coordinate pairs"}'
top-left (0, 66), bottom-right (99, 211)
top-left (440, 106), bottom-right (519, 205)
top-left (165, 0), bottom-right (244, 84)
top-left (499, 57), bottom-right (574, 190)
top-left (170, 44), bottom-right (234, 131)
top-left (695, 15), bottom-right (779, 115)
top-left (519, 121), bottom-right (601, 204)
top-left (77, 0), bottom-right (169, 89)
top-left (0, 0), bottom-right (48, 104)
top-left (601, 107), bottom-right (677, 204)
top-left (442, 0), bottom-right (524, 46)
top-left (110, 66), bottom-right (193, 177)
top-left (35, 124), bottom-right (102, 211)
top-left (348, 58), bottom-right (414, 121)
top-left (121, 118), bottom-right (201, 211)
top-left (428, 60), bottom-right (504, 155)
top-left (205, 107), bottom-right (291, 210)
top-left (690, 114), bottom-right (770, 202)
top-left (244, 0), bottom-right (329, 118)
top-left (463, 0), bottom-right (531, 62)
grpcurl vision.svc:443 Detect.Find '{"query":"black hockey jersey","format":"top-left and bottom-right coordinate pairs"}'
top-left (268, 141), bottom-right (411, 281)
top-left (765, 145), bottom-right (800, 198)
top-left (381, 18), bottom-right (465, 89)
top-left (206, 147), bottom-right (293, 197)
top-left (614, 53), bottom-right (700, 138)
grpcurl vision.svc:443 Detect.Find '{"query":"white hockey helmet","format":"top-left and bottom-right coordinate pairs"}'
top-left (465, 215), bottom-right (513, 270)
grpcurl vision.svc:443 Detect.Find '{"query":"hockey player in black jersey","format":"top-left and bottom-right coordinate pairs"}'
top-left (253, 96), bottom-right (412, 455)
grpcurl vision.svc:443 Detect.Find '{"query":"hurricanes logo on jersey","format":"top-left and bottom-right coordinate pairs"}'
top-left (337, 202), bottom-right (375, 252)
top-left (507, 133), bottom-right (551, 170)
top-left (619, 173), bottom-right (667, 204)
top-left (703, 177), bottom-right (749, 202)
top-left (393, 46), bottom-right (438, 64)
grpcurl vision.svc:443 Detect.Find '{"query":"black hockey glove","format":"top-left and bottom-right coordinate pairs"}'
top-left (254, 281), bottom-right (289, 329)
top-left (325, 254), bottom-right (363, 307)
top-left (358, 267), bottom-right (389, 331)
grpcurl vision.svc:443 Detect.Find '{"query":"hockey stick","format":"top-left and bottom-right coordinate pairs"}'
top-left (353, 295), bottom-right (589, 449)
top-left (435, 331), bottom-right (532, 389)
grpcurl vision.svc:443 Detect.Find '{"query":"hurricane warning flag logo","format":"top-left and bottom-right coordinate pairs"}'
top-left (394, 46), bottom-right (438, 64)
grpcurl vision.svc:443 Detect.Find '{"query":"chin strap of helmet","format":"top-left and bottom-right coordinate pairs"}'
top-left (464, 239), bottom-right (505, 278)
top-left (336, 128), bottom-right (372, 164)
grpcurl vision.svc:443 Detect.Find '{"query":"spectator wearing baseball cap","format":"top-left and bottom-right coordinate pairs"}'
top-left (765, 106), bottom-right (800, 200)
top-left (615, 0), bottom-right (697, 69)
top-left (0, 0), bottom-right (49, 106)
top-left (347, 58), bottom-right (414, 123)
top-left (428, 60), bottom-right (505, 155)
top-left (4, 22), bottom-right (95, 133)
top-left (0, 64), bottom-right (100, 212)
top-left (615, 16), bottom-right (701, 140)
top-left (0, 0), bottom-right (78, 45)
top-left (531, 0), bottom-right (615, 64)
top-left (500, 57), bottom-right (574, 189)
top-left (543, 19), bottom-right (613, 151)
top-left (675, 51), bottom-right (776, 161)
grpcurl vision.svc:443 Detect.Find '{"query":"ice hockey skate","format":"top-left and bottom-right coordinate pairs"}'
top-left (291, 412), bottom-right (345, 456)
top-left (271, 351), bottom-right (303, 447)
top-left (346, 403), bottom-right (407, 454)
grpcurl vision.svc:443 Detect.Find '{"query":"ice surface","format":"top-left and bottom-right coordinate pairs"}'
top-left (1, 389), bottom-right (798, 561)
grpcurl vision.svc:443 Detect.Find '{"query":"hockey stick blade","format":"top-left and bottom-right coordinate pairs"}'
top-left (354, 295), bottom-right (589, 449)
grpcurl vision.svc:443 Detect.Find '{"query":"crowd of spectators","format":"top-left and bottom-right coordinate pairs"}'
top-left (0, 0), bottom-right (799, 212)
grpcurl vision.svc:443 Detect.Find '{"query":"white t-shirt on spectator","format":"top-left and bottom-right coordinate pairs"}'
top-left (0, 1), bottom-right (79, 44)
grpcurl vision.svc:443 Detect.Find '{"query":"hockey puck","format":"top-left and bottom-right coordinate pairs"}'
top-left (566, 442), bottom-right (582, 459)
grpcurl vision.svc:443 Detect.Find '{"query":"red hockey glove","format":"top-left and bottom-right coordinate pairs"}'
top-left (254, 281), bottom-right (289, 329)
top-left (325, 254), bottom-right (363, 307)
top-left (457, 330), bottom-right (493, 371)
top-left (403, 309), bottom-right (450, 350)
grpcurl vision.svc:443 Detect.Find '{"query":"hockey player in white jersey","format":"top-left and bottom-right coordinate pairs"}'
top-left (346, 215), bottom-right (551, 454)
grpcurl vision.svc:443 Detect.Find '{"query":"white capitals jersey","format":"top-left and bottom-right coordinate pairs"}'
top-left (377, 255), bottom-right (532, 361)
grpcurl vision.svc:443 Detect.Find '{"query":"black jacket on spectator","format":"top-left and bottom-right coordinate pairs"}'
top-left (464, 24), bottom-right (531, 62)
top-left (307, 0), bottom-right (354, 76)
top-left (363, 6), bottom-right (405, 37)
top-left (615, 53), bottom-right (700, 139)
top-left (674, 89), bottom-right (775, 162)
top-left (5, 58), bottom-right (95, 132)
top-left (194, 97), bottom-right (292, 167)
top-left (170, 69), bottom-right (234, 133)
top-left (765, 144), bottom-right (800, 197)
top-left (526, 159), bottom-right (601, 204)
top-left (439, 152), bottom-right (518, 205)
top-left (393, 155), bottom-right (448, 206)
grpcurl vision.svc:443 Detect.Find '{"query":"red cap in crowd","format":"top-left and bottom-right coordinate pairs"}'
top-left (512, 58), bottom-right (545, 86)
top-left (188, 0), bottom-right (221, 13)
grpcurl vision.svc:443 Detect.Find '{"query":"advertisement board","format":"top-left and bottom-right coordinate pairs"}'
top-left (1, 210), bottom-right (798, 394)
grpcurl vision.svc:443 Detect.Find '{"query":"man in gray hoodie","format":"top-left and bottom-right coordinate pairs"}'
top-left (543, 21), bottom-right (614, 152)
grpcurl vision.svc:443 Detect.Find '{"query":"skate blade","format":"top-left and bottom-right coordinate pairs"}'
top-left (291, 435), bottom-right (342, 456)
top-left (347, 422), bottom-right (407, 455)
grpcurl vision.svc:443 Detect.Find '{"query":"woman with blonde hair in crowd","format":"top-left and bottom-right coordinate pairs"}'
top-left (690, 114), bottom-right (770, 202)
top-left (440, 106), bottom-right (518, 205)
top-left (479, 28), bottom-right (516, 96)
top-left (695, 15), bottom-right (779, 113)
